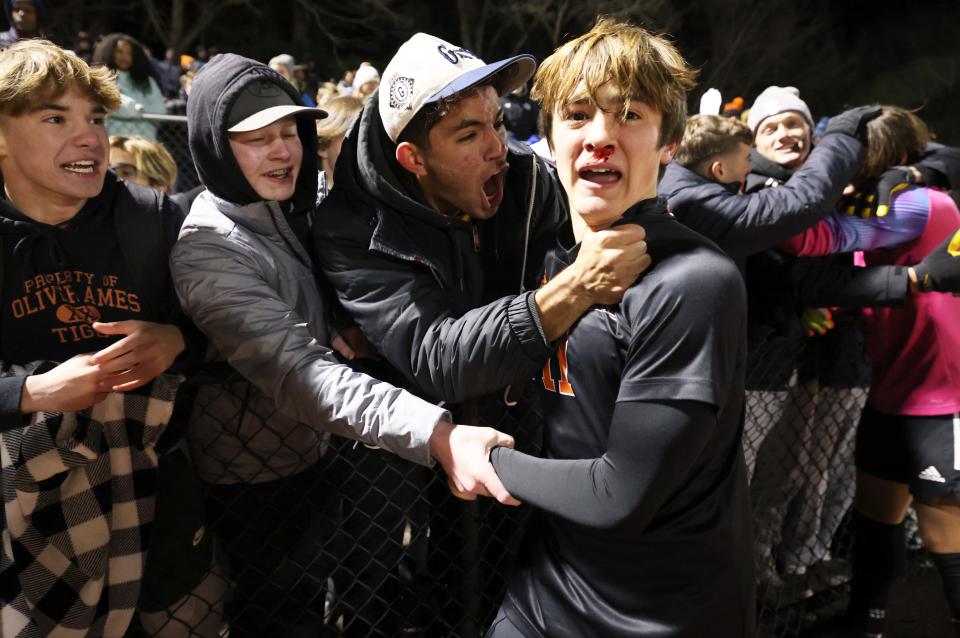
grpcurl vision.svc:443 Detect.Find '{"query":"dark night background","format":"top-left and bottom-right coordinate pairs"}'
top-left (11, 0), bottom-right (960, 140)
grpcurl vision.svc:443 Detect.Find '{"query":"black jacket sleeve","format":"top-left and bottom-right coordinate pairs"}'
top-left (915, 142), bottom-right (960, 189)
top-left (665, 134), bottom-right (863, 260)
top-left (792, 257), bottom-right (910, 308)
top-left (0, 375), bottom-right (26, 431)
top-left (491, 399), bottom-right (714, 532)
top-left (321, 230), bottom-right (549, 404)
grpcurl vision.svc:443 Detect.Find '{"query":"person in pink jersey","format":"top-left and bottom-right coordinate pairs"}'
top-left (779, 106), bottom-right (960, 637)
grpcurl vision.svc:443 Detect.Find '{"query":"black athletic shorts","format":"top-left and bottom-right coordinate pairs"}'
top-left (856, 404), bottom-right (960, 502)
top-left (138, 446), bottom-right (213, 612)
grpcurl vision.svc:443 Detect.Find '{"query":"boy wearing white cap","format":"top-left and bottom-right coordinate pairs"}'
top-left (171, 52), bottom-right (517, 636)
top-left (316, 32), bottom-right (650, 410)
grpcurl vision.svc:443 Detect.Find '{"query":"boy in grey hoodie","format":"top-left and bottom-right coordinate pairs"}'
top-left (172, 52), bottom-right (516, 636)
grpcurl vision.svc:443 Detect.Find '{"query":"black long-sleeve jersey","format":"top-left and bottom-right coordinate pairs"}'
top-left (491, 199), bottom-right (755, 638)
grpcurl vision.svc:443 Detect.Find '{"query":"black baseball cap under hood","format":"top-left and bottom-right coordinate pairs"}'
top-left (187, 53), bottom-right (319, 211)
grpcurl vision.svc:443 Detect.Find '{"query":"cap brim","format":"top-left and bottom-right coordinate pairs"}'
top-left (227, 104), bottom-right (328, 133)
top-left (426, 54), bottom-right (536, 105)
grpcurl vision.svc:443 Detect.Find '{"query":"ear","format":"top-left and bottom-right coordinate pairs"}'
top-left (708, 160), bottom-right (725, 182)
top-left (395, 141), bottom-right (428, 177)
top-left (658, 141), bottom-right (678, 165)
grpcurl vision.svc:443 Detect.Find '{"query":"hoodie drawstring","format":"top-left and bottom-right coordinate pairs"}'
top-left (7, 224), bottom-right (69, 278)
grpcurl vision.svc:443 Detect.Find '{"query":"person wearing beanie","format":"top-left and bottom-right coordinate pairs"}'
top-left (660, 81), bottom-right (960, 606)
top-left (747, 85), bottom-right (815, 170)
top-left (171, 51), bottom-right (518, 636)
top-left (747, 85), bottom-right (814, 132)
top-left (267, 52), bottom-right (295, 81)
top-left (774, 106), bottom-right (960, 638)
top-left (268, 53), bottom-right (317, 106)
top-left (351, 62), bottom-right (380, 100)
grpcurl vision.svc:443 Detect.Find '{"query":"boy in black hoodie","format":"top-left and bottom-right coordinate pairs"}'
top-left (0, 40), bottom-right (219, 636)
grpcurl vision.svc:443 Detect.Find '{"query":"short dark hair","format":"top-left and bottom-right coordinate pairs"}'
top-left (396, 84), bottom-right (491, 150)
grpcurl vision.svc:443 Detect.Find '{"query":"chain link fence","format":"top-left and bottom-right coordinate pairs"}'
top-left (107, 113), bottom-right (201, 195)
top-left (129, 326), bottom-right (939, 638)
top-left (100, 112), bottom-right (940, 638)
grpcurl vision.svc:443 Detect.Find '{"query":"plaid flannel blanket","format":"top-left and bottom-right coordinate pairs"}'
top-left (1, 364), bottom-right (181, 638)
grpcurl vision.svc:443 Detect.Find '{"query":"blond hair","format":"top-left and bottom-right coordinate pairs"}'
top-left (533, 18), bottom-right (697, 148)
top-left (674, 114), bottom-right (753, 171)
top-left (110, 135), bottom-right (178, 192)
top-left (0, 39), bottom-right (121, 117)
top-left (316, 96), bottom-right (363, 151)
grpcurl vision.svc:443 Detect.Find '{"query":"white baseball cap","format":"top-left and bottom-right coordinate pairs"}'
top-left (379, 33), bottom-right (536, 143)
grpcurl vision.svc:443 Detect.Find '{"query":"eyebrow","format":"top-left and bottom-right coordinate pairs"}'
top-left (29, 103), bottom-right (108, 115)
top-left (566, 95), bottom-right (638, 109)
top-left (30, 103), bottom-right (68, 113)
top-left (451, 109), bottom-right (503, 133)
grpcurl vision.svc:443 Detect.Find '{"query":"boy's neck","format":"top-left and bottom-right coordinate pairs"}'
top-left (3, 183), bottom-right (85, 225)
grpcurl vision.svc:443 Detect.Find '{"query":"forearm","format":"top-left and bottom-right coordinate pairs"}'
top-left (916, 143), bottom-right (960, 189)
top-left (780, 206), bottom-right (926, 257)
top-left (280, 354), bottom-right (448, 466)
top-left (491, 400), bottom-right (713, 531)
top-left (794, 258), bottom-right (910, 307)
top-left (322, 249), bottom-right (551, 403)
top-left (533, 265), bottom-right (594, 342)
top-left (173, 238), bottom-right (447, 464)
top-left (722, 134), bottom-right (863, 258)
top-left (374, 292), bottom-right (551, 404)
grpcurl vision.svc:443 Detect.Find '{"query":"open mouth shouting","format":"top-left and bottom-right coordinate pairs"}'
top-left (578, 162), bottom-right (622, 187)
top-left (481, 165), bottom-right (508, 212)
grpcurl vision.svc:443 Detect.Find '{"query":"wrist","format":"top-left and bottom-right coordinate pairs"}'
top-left (20, 374), bottom-right (44, 414)
top-left (538, 263), bottom-right (594, 309)
top-left (169, 325), bottom-right (187, 357)
top-left (535, 266), bottom-right (594, 343)
top-left (428, 420), bottom-right (454, 462)
top-left (907, 266), bottom-right (920, 293)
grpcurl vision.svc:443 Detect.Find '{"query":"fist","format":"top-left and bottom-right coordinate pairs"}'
top-left (575, 223), bottom-right (651, 305)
